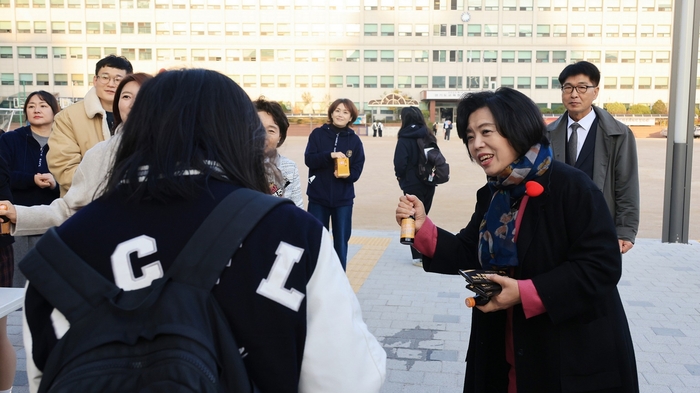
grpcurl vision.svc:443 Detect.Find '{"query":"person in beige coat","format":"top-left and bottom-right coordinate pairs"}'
top-left (47, 55), bottom-right (132, 196)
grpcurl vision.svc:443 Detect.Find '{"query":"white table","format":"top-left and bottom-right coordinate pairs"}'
top-left (0, 287), bottom-right (24, 318)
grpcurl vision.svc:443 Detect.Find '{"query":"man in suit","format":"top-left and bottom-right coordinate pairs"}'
top-left (547, 61), bottom-right (639, 254)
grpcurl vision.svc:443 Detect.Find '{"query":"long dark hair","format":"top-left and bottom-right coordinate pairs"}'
top-left (113, 73), bottom-right (153, 128)
top-left (398, 106), bottom-right (436, 144)
top-left (103, 69), bottom-right (269, 202)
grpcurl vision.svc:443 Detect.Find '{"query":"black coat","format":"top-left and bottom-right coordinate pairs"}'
top-left (393, 124), bottom-right (430, 194)
top-left (424, 161), bottom-right (638, 393)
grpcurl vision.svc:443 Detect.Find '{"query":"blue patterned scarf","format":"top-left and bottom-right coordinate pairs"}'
top-left (478, 144), bottom-right (552, 268)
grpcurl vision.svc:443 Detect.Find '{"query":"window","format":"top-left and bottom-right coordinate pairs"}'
top-left (620, 51), bottom-right (635, 63)
top-left (138, 22), bottom-right (151, 34)
top-left (346, 50), bottom-right (359, 62)
top-left (450, 24), bottom-right (463, 36)
top-left (571, 25), bottom-right (584, 37)
top-left (103, 22), bottom-right (116, 34)
top-left (1, 74), bottom-right (14, 85)
top-left (467, 76), bottom-right (480, 88)
top-left (484, 24), bottom-right (498, 37)
top-left (553, 24), bottom-right (566, 37)
top-left (485, 0), bottom-right (498, 10)
top-left (398, 75), bottom-right (411, 88)
top-left (381, 50), bottom-right (394, 62)
top-left (655, 76), bottom-right (668, 89)
top-left (156, 48), bottom-right (170, 60)
top-left (415, 24), bottom-right (429, 36)
top-left (657, 0), bottom-right (670, 11)
top-left (18, 46), bottom-right (32, 58)
top-left (502, 25), bottom-right (515, 37)
top-left (154, 0), bottom-right (167, 7)
top-left (173, 48), bottom-right (187, 60)
top-left (294, 49), bottom-right (308, 62)
top-left (260, 23), bottom-right (274, 36)
top-left (483, 50), bottom-right (497, 62)
top-left (242, 23), bottom-right (256, 36)
top-left (137, 48), bottom-right (151, 60)
top-left (639, 51), bottom-right (652, 63)
top-left (69, 47), bottom-right (82, 59)
top-left (398, 24), bottom-right (412, 36)
top-left (50, 0), bottom-right (64, 7)
top-left (622, 0), bottom-right (637, 11)
top-left (102, 0), bottom-right (115, 7)
top-left (190, 0), bottom-right (203, 8)
top-left (33, 0), bottom-right (46, 6)
top-left (364, 24), bottom-right (377, 36)
top-left (277, 49), bottom-right (290, 61)
top-left (243, 49), bottom-right (256, 61)
top-left (173, 22), bottom-right (186, 35)
top-left (657, 25), bottom-right (671, 37)
top-left (501, 50), bottom-right (515, 63)
top-left (225, 49), bottom-right (240, 61)
top-left (604, 77), bottom-right (617, 89)
top-left (261, 75), bottom-right (274, 88)
top-left (604, 24), bottom-right (619, 38)
top-left (35, 47), bottom-right (48, 58)
top-left (449, 50), bottom-right (463, 62)
top-left (467, 24), bottom-right (481, 37)
top-left (261, 49), bottom-right (274, 61)
top-left (501, 77), bottom-right (514, 88)
top-left (638, 77), bottom-right (651, 89)
top-left (171, 0), bottom-right (184, 7)
top-left (537, 0), bottom-right (550, 10)
top-left (122, 48), bottom-right (135, 60)
top-left (398, 50), bottom-right (411, 62)
top-left (588, 0), bottom-right (601, 10)
top-left (364, 50), bottom-right (377, 62)
top-left (121, 22), bottom-right (134, 34)
top-left (622, 25), bottom-right (635, 37)
top-left (346, 75), bottom-right (359, 88)
top-left (206, 22), bottom-right (220, 35)
top-left (243, 75), bottom-right (256, 88)
top-left (277, 75), bottom-right (290, 88)
top-left (656, 51), bottom-right (670, 63)
top-left (415, 76), bottom-right (428, 88)
top-left (640, 25), bottom-right (653, 37)
top-left (17, 21), bottom-right (31, 33)
top-left (52, 21), bottom-right (66, 34)
top-left (433, 24), bottom-right (447, 36)
top-left (310, 49), bottom-right (324, 62)
top-left (137, 0), bottom-right (148, 7)
top-left (553, 51), bottom-right (566, 63)
top-left (225, 23), bottom-right (240, 36)
top-left (432, 76), bottom-right (445, 88)
top-left (467, 50), bottom-right (480, 62)
top-left (34, 21), bottom-right (46, 33)
top-left (329, 75), bottom-right (343, 88)
top-left (468, 0), bottom-right (481, 10)
top-left (535, 77), bottom-right (549, 89)
top-left (639, 0), bottom-right (653, 10)
top-left (519, 25), bottom-right (532, 37)
top-left (536, 50), bottom-right (549, 63)
top-left (190, 23), bottom-right (205, 36)
top-left (381, 24), bottom-right (394, 36)
top-left (53, 47), bottom-right (67, 59)
top-left (16, 0), bottom-right (29, 7)
top-left (551, 77), bottom-right (561, 89)
top-left (364, 76), bottom-right (377, 88)
top-left (606, 0), bottom-right (620, 11)
top-left (605, 51), bottom-right (618, 63)
top-left (329, 49), bottom-right (343, 61)
top-left (0, 47), bottom-right (11, 58)
top-left (433, 50), bottom-right (446, 62)
top-left (570, 50), bottom-right (583, 62)
top-left (571, 0), bottom-right (584, 10)
top-left (585, 50), bottom-right (601, 63)
top-left (329, 24), bottom-right (342, 36)
top-left (224, 0), bottom-right (239, 8)
top-left (54, 74), bottom-right (68, 85)
top-left (87, 22), bottom-right (100, 34)
top-left (70, 73), bottom-right (82, 86)
top-left (449, 76), bottom-right (462, 88)
top-left (346, 24), bottom-right (360, 36)
top-left (36, 73), bottom-right (49, 85)
top-left (503, 0), bottom-right (515, 10)
top-left (517, 77), bottom-right (531, 89)
top-left (620, 77), bottom-right (634, 89)
top-left (156, 22), bottom-right (169, 35)
top-left (518, 51), bottom-right (532, 63)
top-left (537, 24), bottom-right (550, 37)
top-left (380, 76), bottom-right (394, 88)
top-left (587, 25), bottom-right (601, 37)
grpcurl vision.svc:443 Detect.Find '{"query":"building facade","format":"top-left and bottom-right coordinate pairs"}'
top-left (0, 0), bottom-right (697, 121)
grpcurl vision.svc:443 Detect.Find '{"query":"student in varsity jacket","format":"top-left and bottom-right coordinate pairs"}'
top-left (304, 99), bottom-right (365, 270)
top-left (21, 69), bottom-right (386, 393)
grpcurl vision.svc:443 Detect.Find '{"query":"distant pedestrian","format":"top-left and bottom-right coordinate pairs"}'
top-left (372, 121), bottom-right (378, 137)
top-left (443, 119), bottom-right (452, 140)
top-left (377, 121), bottom-right (383, 137)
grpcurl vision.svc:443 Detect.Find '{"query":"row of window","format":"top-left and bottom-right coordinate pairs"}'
top-left (0, 46), bottom-right (677, 64)
top-left (0, 21), bottom-right (673, 39)
top-left (0, 0), bottom-right (673, 12)
top-left (0, 73), bottom-right (675, 91)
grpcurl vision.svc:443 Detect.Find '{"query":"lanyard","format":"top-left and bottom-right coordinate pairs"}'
top-left (333, 133), bottom-right (339, 153)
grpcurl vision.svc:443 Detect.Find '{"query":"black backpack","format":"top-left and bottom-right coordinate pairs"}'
top-left (20, 188), bottom-right (289, 393)
top-left (416, 138), bottom-right (450, 186)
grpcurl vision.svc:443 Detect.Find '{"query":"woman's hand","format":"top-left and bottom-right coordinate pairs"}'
top-left (395, 194), bottom-right (427, 232)
top-left (330, 152), bottom-right (347, 159)
top-left (0, 201), bottom-right (17, 223)
top-left (474, 274), bottom-right (521, 312)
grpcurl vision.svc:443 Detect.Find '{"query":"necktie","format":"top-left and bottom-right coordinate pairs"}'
top-left (567, 122), bottom-right (580, 165)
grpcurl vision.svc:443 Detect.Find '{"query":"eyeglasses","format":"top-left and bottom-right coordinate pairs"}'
top-left (561, 85), bottom-right (597, 95)
top-left (96, 74), bottom-right (124, 85)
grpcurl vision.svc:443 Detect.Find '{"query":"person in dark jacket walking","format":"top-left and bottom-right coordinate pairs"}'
top-left (0, 91), bottom-right (60, 287)
top-left (304, 99), bottom-right (365, 270)
top-left (393, 107), bottom-right (437, 267)
top-left (0, 155), bottom-right (16, 393)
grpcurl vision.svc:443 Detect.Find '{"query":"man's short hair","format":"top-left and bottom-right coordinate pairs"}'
top-left (558, 61), bottom-right (600, 86)
top-left (95, 55), bottom-right (134, 75)
top-left (254, 97), bottom-right (290, 146)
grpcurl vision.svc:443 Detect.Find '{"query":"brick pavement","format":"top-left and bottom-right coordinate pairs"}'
top-left (6, 132), bottom-right (700, 392)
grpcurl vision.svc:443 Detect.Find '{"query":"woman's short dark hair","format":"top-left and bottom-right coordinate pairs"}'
top-left (327, 99), bottom-right (358, 127)
top-left (254, 97), bottom-right (290, 147)
top-left (104, 69), bottom-right (269, 202)
top-left (456, 87), bottom-right (546, 159)
top-left (113, 73), bottom-right (153, 128)
top-left (23, 91), bottom-right (60, 118)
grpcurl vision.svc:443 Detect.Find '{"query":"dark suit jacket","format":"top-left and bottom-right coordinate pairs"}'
top-left (423, 161), bottom-right (638, 393)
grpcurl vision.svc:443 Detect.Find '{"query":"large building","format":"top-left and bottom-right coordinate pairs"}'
top-left (0, 0), bottom-right (697, 121)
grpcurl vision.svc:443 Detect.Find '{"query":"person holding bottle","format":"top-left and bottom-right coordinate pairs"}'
top-left (396, 88), bottom-right (637, 393)
top-left (304, 99), bottom-right (365, 270)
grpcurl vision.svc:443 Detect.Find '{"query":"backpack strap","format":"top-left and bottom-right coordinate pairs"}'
top-left (167, 188), bottom-right (288, 290)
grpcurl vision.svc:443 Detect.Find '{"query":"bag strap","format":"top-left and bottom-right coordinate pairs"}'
top-left (21, 188), bottom-right (288, 321)
top-left (167, 188), bottom-right (288, 289)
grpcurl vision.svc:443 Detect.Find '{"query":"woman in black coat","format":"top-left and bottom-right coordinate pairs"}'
top-left (393, 107), bottom-right (437, 265)
top-left (396, 88), bottom-right (638, 393)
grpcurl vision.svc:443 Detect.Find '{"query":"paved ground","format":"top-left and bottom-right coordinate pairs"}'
top-left (7, 131), bottom-right (700, 392)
